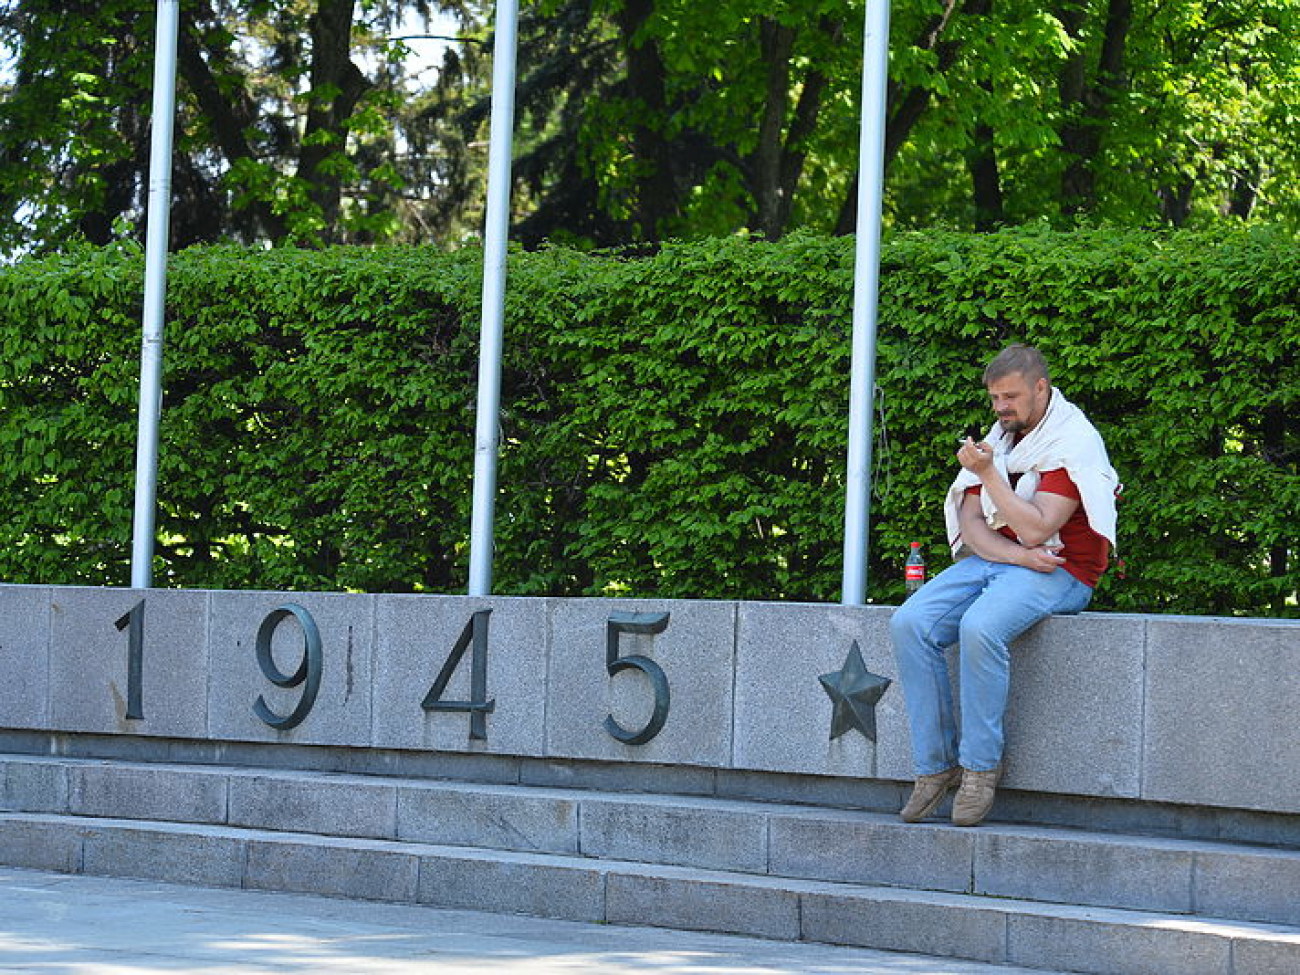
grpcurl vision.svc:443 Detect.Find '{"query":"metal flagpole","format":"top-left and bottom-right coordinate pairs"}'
top-left (129, 0), bottom-right (181, 589)
top-left (841, 0), bottom-right (891, 606)
top-left (467, 0), bottom-right (521, 596)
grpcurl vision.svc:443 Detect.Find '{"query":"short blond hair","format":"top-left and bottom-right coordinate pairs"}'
top-left (984, 343), bottom-right (1049, 386)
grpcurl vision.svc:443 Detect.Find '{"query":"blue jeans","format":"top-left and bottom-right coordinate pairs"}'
top-left (890, 555), bottom-right (1093, 775)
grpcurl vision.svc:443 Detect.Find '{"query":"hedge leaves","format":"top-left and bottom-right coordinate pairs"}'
top-left (0, 228), bottom-right (1295, 615)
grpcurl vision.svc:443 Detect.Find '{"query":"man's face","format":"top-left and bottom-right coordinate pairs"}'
top-left (986, 372), bottom-right (1050, 435)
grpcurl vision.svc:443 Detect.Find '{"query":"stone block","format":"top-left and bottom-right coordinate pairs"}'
top-left (1144, 617), bottom-right (1300, 813)
top-left (82, 824), bottom-right (244, 887)
top-left (0, 814), bottom-right (81, 872)
top-left (520, 758), bottom-right (716, 796)
top-left (578, 795), bottom-right (767, 873)
top-left (372, 595), bottom-right (548, 756)
top-left (800, 888), bottom-right (1008, 963)
top-left (228, 771), bottom-right (396, 839)
top-left (733, 602), bottom-right (905, 780)
top-left (769, 809), bottom-right (973, 891)
top-left (1002, 612), bottom-right (1145, 798)
top-left (973, 828), bottom-right (1193, 913)
top-left (207, 591), bottom-right (375, 747)
top-left (68, 763), bottom-right (227, 824)
top-left (1230, 936), bottom-right (1300, 975)
top-left (545, 599), bottom-right (735, 767)
top-left (1006, 911), bottom-right (1231, 975)
top-left (351, 747), bottom-right (523, 786)
top-left (716, 767), bottom-right (903, 814)
top-left (605, 869), bottom-right (799, 940)
top-left (49, 587), bottom-right (210, 738)
top-left (1193, 845), bottom-right (1300, 925)
top-left (1, 757), bottom-right (68, 813)
top-left (0, 586), bottom-right (51, 730)
top-left (416, 848), bottom-right (606, 920)
top-left (396, 781), bottom-right (578, 854)
top-left (244, 835), bottom-right (420, 901)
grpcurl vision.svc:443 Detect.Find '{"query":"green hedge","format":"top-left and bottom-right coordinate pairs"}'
top-left (1, 227), bottom-right (1296, 614)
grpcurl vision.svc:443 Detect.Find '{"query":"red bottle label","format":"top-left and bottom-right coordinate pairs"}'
top-left (905, 565), bottom-right (925, 581)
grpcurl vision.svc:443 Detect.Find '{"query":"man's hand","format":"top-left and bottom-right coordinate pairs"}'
top-left (960, 436), bottom-right (1080, 548)
top-left (957, 437), bottom-right (995, 475)
top-left (1019, 545), bottom-right (1066, 573)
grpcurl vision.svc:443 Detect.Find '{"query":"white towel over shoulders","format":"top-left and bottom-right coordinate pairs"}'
top-left (943, 387), bottom-right (1119, 558)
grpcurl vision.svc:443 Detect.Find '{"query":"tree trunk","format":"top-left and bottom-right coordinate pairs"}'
top-left (744, 17), bottom-right (837, 239)
top-left (1227, 161), bottom-right (1261, 219)
top-left (614, 0), bottom-right (678, 241)
top-left (76, 155), bottom-right (142, 245)
top-left (298, 0), bottom-right (372, 242)
top-left (1058, 0), bottom-right (1132, 216)
top-left (778, 37), bottom-right (833, 231)
top-left (750, 19), bottom-right (795, 239)
top-left (834, 0), bottom-right (972, 234)
top-left (176, 18), bottom-right (287, 241)
top-left (968, 121), bottom-right (1004, 230)
top-left (1158, 179), bottom-right (1194, 226)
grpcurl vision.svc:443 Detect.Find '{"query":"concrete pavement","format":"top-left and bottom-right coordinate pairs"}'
top-left (0, 867), bottom-right (1066, 975)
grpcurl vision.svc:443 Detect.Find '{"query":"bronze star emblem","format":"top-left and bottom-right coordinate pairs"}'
top-left (818, 641), bottom-right (891, 742)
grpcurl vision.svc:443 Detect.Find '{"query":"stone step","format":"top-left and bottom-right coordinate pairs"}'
top-left (2, 810), bottom-right (1297, 975)
top-left (4, 753), bottom-right (1300, 928)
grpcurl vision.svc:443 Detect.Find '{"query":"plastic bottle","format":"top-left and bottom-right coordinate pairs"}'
top-left (905, 541), bottom-right (925, 594)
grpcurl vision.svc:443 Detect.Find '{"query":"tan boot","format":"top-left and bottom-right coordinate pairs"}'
top-left (899, 767), bottom-right (962, 823)
top-left (951, 766), bottom-right (1002, 827)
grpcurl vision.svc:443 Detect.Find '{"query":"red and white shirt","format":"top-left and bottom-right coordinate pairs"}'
top-left (965, 468), bottom-right (1109, 588)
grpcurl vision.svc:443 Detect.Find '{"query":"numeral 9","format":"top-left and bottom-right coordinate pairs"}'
top-left (252, 604), bottom-right (322, 731)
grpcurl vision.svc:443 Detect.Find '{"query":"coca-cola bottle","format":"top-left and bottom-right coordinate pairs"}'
top-left (905, 541), bottom-right (926, 594)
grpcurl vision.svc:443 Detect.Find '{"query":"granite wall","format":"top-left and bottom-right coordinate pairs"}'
top-left (1, 585), bottom-right (1296, 815)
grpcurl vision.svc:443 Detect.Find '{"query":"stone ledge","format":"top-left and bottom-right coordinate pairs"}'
top-left (1, 585), bottom-right (1298, 815)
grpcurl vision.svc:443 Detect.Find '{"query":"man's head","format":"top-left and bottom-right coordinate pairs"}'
top-left (983, 343), bottom-right (1052, 436)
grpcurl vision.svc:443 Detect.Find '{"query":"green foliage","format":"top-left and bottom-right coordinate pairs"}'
top-left (0, 0), bottom-right (481, 255)
top-left (510, 0), bottom-right (1300, 243)
top-left (4, 0), bottom-right (1300, 251)
top-left (0, 228), bottom-right (1297, 616)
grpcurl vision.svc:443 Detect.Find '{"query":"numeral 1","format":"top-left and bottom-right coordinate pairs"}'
top-left (113, 599), bottom-right (145, 720)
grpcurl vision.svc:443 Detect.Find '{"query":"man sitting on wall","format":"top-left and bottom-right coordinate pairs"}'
top-left (889, 343), bottom-right (1119, 827)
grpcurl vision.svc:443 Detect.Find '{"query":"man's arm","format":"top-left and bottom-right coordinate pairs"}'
top-left (957, 491), bottom-right (1067, 573)
top-left (957, 439), bottom-right (1079, 546)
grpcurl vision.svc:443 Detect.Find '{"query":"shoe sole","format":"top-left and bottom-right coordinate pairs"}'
top-left (951, 807), bottom-right (990, 827)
